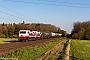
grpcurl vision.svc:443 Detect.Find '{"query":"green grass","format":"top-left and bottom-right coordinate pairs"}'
top-left (0, 38), bottom-right (18, 44)
top-left (70, 39), bottom-right (90, 60)
top-left (57, 40), bottom-right (69, 60)
top-left (3, 38), bottom-right (66, 60)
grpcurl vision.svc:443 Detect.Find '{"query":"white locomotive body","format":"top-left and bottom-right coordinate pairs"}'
top-left (18, 30), bottom-right (30, 41)
top-left (18, 30), bottom-right (42, 41)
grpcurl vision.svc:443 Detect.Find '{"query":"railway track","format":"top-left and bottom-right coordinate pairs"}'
top-left (0, 38), bottom-right (60, 57)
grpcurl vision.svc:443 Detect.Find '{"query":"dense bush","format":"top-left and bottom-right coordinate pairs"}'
top-left (0, 34), bottom-right (5, 38)
top-left (71, 21), bottom-right (90, 40)
top-left (12, 35), bottom-right (18, 38)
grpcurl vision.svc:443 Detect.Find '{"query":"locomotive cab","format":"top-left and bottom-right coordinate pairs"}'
top-left (18, 30), bottom-right (30, 41)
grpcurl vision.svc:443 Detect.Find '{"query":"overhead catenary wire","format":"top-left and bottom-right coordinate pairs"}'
top-left (1, 0), bottom-right (90, 23)
top-left (0, 10), bottom-right (32, 23)
top-left (38, 0), bottom-right (90, 6)
top-left (0, 13), bottom-right (17, 23)
top-left (0, 16), bottom-right (17, 22)
top-left (3, 0), bottom-right (90, 8)
top-left (0, 4), bottom-right (22, 15)
top-left (0, 0), bottom-right (89, 23)
top-left (0, 4), bottom-right (33, 22)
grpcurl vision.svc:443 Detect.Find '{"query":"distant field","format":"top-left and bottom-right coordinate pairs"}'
top-left (70, 39), bottom-right (90, 60)
top-left (0, 38), bottom-right (18, 44)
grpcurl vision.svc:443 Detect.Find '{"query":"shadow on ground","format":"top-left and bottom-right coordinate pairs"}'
top-left (70, 56), bottom-right (84, 60)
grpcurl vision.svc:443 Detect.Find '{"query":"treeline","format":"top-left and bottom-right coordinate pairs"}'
top-left (71, 21), bottom-right (90, 40)
top-left (0, 22), bottom-right (66, 38)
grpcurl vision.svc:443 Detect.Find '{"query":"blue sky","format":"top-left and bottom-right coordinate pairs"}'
top-left (0, 0), bottom-right (90, 33)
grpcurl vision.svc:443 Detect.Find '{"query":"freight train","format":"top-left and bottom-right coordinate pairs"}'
top-left (18, 30), bottom-right (62, 42)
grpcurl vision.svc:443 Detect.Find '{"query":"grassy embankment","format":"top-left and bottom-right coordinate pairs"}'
top-left (70, 39), bottom-right (90, 60)
top-left (3, 38), bottom-right (66, 60)
top-left (0, 38), bottom-right (18, 44)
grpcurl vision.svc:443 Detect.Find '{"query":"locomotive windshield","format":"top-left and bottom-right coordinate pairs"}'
top-left (20, 31), bottom-right (26, 34)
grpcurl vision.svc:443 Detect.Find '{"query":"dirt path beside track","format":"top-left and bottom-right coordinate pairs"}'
top-left (38, 40), bottom-right (67, 60)
top-left (64, 40), bottom-right (70, 60)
